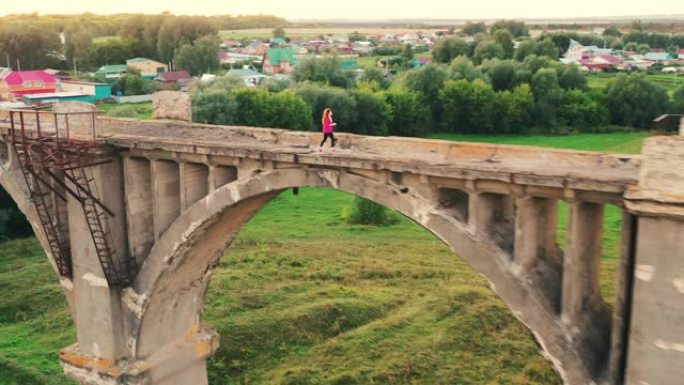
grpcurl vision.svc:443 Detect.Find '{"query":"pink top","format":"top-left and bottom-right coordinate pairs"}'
top-left (323, 115), bottom-right (334, 133)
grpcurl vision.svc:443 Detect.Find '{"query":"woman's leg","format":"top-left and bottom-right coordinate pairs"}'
top-left (320, 134), bottom-right (329, 147)
top-left (330, 132), bottom-right (336, 147)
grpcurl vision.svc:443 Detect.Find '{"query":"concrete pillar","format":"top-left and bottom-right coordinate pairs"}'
top-left (180, 163), bottom-right (209, 211)
top-left (607, 211), bottom-right (636, 385)
top-left (625, 217), bottom-right (684, 384)
top-left (468, 192), bottom-right (496, 235)
top-left (67, 157), bottom-right (127, 361)
top-left (208, 165), bottom-right (237, 191)
top-left (623, 134), bottom-right (684, 385)
top-left (152, 160), bottom-right (181, 240)
top-left (468, 192), bottom-right (515, 254)
top-left (124, 157), bottom-right (154, 265)
top-left (513, 197), bottom-right (558, 275)
top-left (561, 201), bottom-right (604, 327)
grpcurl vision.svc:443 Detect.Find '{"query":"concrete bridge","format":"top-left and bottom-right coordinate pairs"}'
top-left (0, 101), bottom-right (682, 385)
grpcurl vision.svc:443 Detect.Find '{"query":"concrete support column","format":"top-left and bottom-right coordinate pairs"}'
top-left (513, 197), bottom-right (558, 275)
top-left (623, 132), bottom-right (684, 385)
top-left (561, 201), bottom-right (604, 327)
top-left (124, 157), bottom-right (154, 266)
top-left (180, 163), bottom-right (209, 211)
top-left (607, 211), bottom-right (636, 385)
top-left (468, 192), bottom-right (496, 236)
top-left (152, 160), bottom-right (181, 240)
top-left (67, 157), bottom-right (128, 362)
top-left (468, 192), bottom-right (515, 254)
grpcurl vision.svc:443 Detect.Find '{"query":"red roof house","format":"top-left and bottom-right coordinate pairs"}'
top-left (156, 70), bottom-right (193, 89)
top-left (0, 70), bottom-right (57, 101)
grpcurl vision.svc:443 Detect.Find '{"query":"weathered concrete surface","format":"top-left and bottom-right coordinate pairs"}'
top-left (624, 131), bottom-right (684, 385)
top-left (152, 91), bottom-right (191, 122)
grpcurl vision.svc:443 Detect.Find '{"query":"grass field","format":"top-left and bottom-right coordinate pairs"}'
top-left (587, 72), bottom-right (682, 95)
top-left (98, 102), bottom-right (154, 120)
top-left (0, 132), bottom-right (648, 385)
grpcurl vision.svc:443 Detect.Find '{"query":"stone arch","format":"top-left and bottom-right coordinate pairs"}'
top-left (128, 167), bottom-right (592, 384)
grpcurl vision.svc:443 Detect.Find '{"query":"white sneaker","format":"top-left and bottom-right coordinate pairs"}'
top-left (331, 147), bottom-right (336, 152)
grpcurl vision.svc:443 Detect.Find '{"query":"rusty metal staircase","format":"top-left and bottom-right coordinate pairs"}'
top-left (7, 110), bottom-right (135, 286)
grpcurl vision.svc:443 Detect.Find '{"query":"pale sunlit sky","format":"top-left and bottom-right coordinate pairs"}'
top-left (0, 0), bottom-right (682, 20)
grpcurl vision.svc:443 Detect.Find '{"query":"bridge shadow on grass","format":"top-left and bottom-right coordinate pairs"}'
top-left (203, 188), bottom-right (567, 385)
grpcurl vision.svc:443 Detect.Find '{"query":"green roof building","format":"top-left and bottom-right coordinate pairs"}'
top-left (263, 48), bottom-right (297, 75)
top-left (95, 64), bottom-right (128, 82)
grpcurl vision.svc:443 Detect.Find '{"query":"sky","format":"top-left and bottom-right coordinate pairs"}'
top-left (0, 0), bottom-right (682, 20)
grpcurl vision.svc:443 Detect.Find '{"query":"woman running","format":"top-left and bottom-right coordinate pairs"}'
top-left (318, 107), bottom-right (337, 152)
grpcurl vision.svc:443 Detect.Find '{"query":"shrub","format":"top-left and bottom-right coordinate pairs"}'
top-left (347, 198), bottom-right (394, 225)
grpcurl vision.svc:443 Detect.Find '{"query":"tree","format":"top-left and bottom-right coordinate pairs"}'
top-left (636, 44), bottom-right (651, 54)
top-left (606, 73), bottom-right (670, 128)
top-left (603, 26), bottom-right (622, 37)
top-left (192, 89), bottom-right (238, 125)
top-left (495, 84), bottom-right (534, 133)
top-left (116, 73), bottom-right (156, 96)
top-left (272, 27), bottom-right (286, 38)
top-left (490, 20), bottom-right (528, 37)
top-left (349, 90), bottom-right (392, 136)
top-left (492, 29), bottom-right (515, 59)
top-left (433, 37), bottom-right (470, 63)
top-left (439, 79), bottom-right (496, 133)
top-left (384, 89), bottom-right (429, 137)
top-left (293, 56), bottom-right (353, 88)
top-left (404, 64), bottom-right (448, 127)
top-left (231, 88), bottom-right (312, 130)
top-left (174, 35), bottom-right (220, 76)
top-left (473, 40), bottom-right (505, 64)
top-left (359, 67), bottom-right (391, 90)
top-left (533, 38), bottom-right (560, 59)
top-left (531, 68), bottom-right (563, 128)
top-left (92, 37), bottom-right (139, 68)
top-left (558, 64), bottom-right (588, 91)
top-left (462, 21), bottom-right (487, 36)
top-left (157, 16), bottom-right (218, 63)
top-left (295, 83), bottom-right (358, 133)
top-left (447, 56), bottom-right (484, 81)
top-left (489, 60), bottom-right (519, 91)
top-left (64, 21), bottom-right (94, 70)
top-left (400, 44), bottom-right (415, 65)
top-left (558, 90), bottom-right (610, 130)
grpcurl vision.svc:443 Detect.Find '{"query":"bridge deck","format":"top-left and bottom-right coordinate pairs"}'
top-left (1, 116), bottom-right (641, 195)
top-left (95, 118), bottom-right (641, 195)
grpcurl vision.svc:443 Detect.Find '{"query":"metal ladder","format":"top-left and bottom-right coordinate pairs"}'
top-left (10, 113), bottom-right (72, 278)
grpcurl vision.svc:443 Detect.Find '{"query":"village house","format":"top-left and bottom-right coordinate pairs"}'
top-left (220, 40), bottom-right (242, 50)
top-left (679, 48), bottom-right (684, 60)
top-left (262, 47), bottom-right (297, 75)
top-left (0, 69), bottom-right (57, 101)
top-left (23, 80), bottom-right (112, 105)
top-left (226, 68), bottom-right (268, 87)
top-left (126, 58), bottom-right (168, 79)
top-left (95, 64), bottom-right (128, 82)
top-left (156, 70), bottom-right (193, 90)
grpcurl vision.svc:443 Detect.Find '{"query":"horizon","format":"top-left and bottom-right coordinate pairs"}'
top-left (0, 0), bottom-right (682, 21)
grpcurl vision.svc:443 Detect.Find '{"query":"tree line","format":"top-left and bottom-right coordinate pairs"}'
top-left (192, 54), bottom-right (684, 135)
top-left (0, 13), bottom-right (286, 72)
